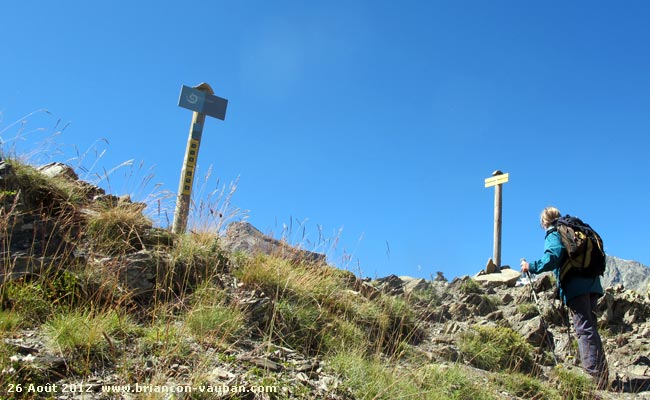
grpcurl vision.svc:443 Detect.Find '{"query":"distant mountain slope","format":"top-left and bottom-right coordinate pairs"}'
top-left (604, 255), bottom-right (650, 294)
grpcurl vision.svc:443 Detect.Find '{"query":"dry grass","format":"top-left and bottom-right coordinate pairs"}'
top-left (83, 202), bottom-right (152, 255)
top-left (459, 324), bottom-right (536, 374)
top-left (0, 143), bottom-right (594, 399)
top-left (233, 254), bottom-right (424, 358)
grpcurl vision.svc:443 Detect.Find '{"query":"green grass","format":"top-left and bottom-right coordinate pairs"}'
top-left (1, 266), bottom-right (92, 326)
top-left (0, 155), bottom-right (605, 399)
top-left (185, 303), bottom-right (245, 345)
top-left (328, 350), bottom-right (497, 400)
top-left (83, 201), bottom-right (152, 255)
top-left (272, 297), bottom-right (325, 353)
top-left (171, 232), bottom-right (223, 265)
top-left (322, 318), bottom-right (367, 352)
top-left (7, 160), bottom-right (82, 214)
top-left (417, 364), bottom-right (497, 400)
top-left (2, 281), bottom-right (53, 325)
top-left (139, 319), bottom-right (193, 362)
top-left (42, 309), bottom-right (138, 363)
top-left (234, 254), bottom-right (343, 303)
top-left (407, 288), bottom-right (442, 307)
top-left (0, 310), bottom-right (21, 332)
top-left (459, 278), bottom-right (482, 294)
top-left (177, 282), bottom-right (246, 348)
top-left (553, 367), bottom-right (598, 400)
top-left (482, 294), bottom-right (502, 309)
top-left (234, 254), bottom-right (423, 357)
top-left (160, 232), bottom-right (231, 299)
top-left (517, 302), bottom-right (539, 319)
top-left (491, 373), bottom-right (558, 400)
top-left (458, 325), bottom-right (536, 374)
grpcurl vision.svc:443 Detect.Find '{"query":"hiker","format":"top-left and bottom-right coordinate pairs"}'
top-left (520, 206), bottom-right (609, 389)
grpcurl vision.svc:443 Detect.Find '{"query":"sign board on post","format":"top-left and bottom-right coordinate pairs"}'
top-left (484, 173), bottom-right (509, 188)
top-left (178, 85), bottom-right (228, 120)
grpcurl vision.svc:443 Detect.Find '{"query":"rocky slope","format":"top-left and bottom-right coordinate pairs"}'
top-left (2, 160), bottom-right (650, 399)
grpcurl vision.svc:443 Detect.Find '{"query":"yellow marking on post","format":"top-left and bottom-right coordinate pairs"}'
top-left (484, 173), bottom-right (509, 188)
top-left (181, 138), bottom-right (200, 195)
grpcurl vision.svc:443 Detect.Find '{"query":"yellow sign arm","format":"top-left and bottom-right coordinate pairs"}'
top-left (484, 173), bottom-right (509, 187)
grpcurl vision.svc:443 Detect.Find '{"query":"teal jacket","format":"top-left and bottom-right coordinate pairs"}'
top-left (528, 228), bottom-right (603, 304)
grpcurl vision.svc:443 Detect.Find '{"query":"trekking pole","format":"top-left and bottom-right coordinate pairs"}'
top-left (521, 260), bottom-right (559, 365)
top-left (561, 303), bottom-right (576, 363)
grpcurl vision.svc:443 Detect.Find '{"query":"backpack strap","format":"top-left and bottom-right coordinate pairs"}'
top-left (546, 218), bottom-right (576, 282)
top-left (544, 219), bottom-right (559, 238)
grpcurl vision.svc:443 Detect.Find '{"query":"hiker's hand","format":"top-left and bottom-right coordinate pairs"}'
top-left (520, 259), bottom-right (530, 273)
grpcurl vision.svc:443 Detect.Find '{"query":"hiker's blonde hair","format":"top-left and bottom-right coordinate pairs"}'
top-left (540, 206), bottom-right (561, 229)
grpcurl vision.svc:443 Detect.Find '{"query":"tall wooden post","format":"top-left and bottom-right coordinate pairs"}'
top-left (172, 110), bottom-right (207, 234)
top-left (493, 176), bottom-right (503, 267)
top-left (173, 82), bottom-right (228, 234)
top-left (484, 170), bottom-right (509, 268)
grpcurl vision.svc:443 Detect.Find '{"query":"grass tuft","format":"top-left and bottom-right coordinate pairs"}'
top-left (328, 350), bottom-right (497, 400)
top-left (459, 278), bottom-right (482, 294)
top-left (0, 310), bottom-right (21, 332)
top-left (517, 302), bottom-right (539, 319)
top-left (83, 202), bottom-right (152, 255)
top-left (2, 280), bottom-right (55, 325)
top-left (459, 324), bottom-right (536, 374)
top-left (185, 284), bottom-right (245, 345)
top-left (234, 254), bottom-right (423, 357)
top-left (491, 372), bottom-right (558, 400)
top-left (42, 309), bottom-right (138, 364)
top-left (553, 367), bottom-right (599, 400)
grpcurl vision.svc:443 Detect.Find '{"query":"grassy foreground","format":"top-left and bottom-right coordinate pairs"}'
top-left (0, 157), bottom-right (601, 399)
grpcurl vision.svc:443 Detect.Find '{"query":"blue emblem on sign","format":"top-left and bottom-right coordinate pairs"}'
top-left (178, 85), bottom-right (228, 120)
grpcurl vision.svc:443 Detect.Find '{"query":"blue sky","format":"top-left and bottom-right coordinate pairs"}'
top-left (2, 1), bottom-right (649, 280)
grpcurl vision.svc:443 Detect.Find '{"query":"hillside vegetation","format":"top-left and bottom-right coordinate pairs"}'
top-left (1, 156), bottom-right (649, 399)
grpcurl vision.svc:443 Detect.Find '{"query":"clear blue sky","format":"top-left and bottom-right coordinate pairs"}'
top-left (2, 1), bottom-right (649, 280)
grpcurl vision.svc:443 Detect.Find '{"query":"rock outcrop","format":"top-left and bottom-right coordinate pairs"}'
top-left (220, 221), bottom-right (326, 264)
top-left (473, 267), bottom-right (521, 287)
top-left (0, 160), bottom-right (171, 295)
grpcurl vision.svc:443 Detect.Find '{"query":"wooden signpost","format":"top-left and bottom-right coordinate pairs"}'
top-left (484, 170), bottom-right (509, 268)
top-left (172, 82), bottom-right (228, 234)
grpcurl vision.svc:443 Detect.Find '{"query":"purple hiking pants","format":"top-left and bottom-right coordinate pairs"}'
top-left (567, 293), bottom-right (609, 388)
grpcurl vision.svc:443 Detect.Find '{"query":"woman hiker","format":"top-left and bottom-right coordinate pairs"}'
top-left (520, 206), bottom-right (609, 389)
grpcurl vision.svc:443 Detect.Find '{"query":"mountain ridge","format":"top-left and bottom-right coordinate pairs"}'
top-left (604, 256), bottom-right (650, 294)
